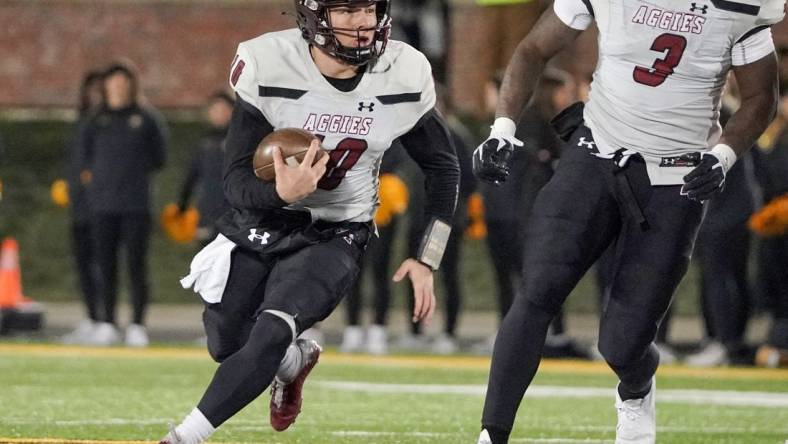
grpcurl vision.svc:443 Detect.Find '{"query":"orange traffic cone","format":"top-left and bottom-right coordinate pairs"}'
top-left (0, 237), bottom-right (25, 309)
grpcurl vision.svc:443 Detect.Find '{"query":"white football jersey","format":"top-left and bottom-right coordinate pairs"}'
top-left (554, 0), bottom-right (784, 184)
top-left (230, 29), bottom-right (435, 221)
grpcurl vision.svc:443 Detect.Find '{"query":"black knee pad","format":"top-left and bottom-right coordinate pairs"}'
top-left (240, 312), bottom-right (294, 362)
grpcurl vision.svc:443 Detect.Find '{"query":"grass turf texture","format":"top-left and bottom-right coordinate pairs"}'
top-left (1, 344), bottom-right (787, 443)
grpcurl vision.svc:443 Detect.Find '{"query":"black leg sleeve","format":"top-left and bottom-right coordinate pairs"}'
top-left (197, 312), bottom-right (292, 427)
top-left (482, 298), bottom-right (555, 436)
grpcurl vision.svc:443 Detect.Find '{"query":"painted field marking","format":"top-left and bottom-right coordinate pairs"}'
top-left (1, 343), bottom-right (787, 380)
top-left (316, 380), bottom-right (788, 408)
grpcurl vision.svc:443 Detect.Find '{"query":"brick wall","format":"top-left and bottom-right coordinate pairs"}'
top-left (1, 1), bottom-right (787, 116)
top-left (0, 0), bottom-right (293, 110)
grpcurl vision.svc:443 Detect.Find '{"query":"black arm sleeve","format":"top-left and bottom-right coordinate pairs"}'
top-left (223, 95), bottom-right (287, 210)
top-left (398, 108), bottom-right (459, 222)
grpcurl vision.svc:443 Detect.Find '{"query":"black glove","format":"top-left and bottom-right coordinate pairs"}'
top-left (681, 152), bottom-right (726, 201)
top-left (472, 132), bottom-right (523, 185)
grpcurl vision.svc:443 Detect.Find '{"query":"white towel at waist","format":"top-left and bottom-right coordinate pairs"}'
top-left (180, 234), bottom-right (236, 303)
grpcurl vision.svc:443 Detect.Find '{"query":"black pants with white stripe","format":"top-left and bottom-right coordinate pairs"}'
top-left (482, 125), bottom-right (705, 436)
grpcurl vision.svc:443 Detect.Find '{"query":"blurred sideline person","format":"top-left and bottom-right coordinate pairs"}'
top-left (751, 85), bottom-right (788, 368)
top-left (60, 69), bottom-right (106, 345)
top-left (340, 143), bottom-right (409, 355)
top-left (177, 91), bottom-right (234, 247)
top-left (685, 83), bottom-right (756, 367)
top-left (401, 83), bottom-right (476, 354)
top-left (79, 61), bottom-right (168, 347)
top-left (162, 1), bottom-right (459, 442)
top-left (389, 0), bottom-right (451, 83)
top-left (472, 0), bottom-right (782, 442)
top-left (477, 69), bottom-right (585, 358)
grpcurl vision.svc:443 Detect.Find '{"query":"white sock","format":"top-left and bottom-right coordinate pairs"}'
top-left (276, 342), bottom-right (303, 383)
top-left (174, 407), bottom-right (215, 444)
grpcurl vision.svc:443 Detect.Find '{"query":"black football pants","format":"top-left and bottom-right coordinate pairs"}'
top-left (72, 221), bottom-right (100, 322)
top-left (482, 126), bottom-right (704, 436)
top-left (198, 222), bottom-right (368, 427)
top-left (93, 212), bottom-right (151, 325)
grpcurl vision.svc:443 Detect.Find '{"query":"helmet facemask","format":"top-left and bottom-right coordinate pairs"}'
top-left (296, 0), bottom-right (392, 66)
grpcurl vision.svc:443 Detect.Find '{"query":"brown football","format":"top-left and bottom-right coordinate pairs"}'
top-left (252, 128), bottom-right (326, 182)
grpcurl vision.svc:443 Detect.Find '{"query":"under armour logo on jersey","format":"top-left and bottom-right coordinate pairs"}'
top-left (343, 233), bottom-right (355, 245)
top-left (689, 3), bottom-right (708, 13)
top-left (248, 229), bottom-right (270, 245)
top-left (577, 137), bottom-right (596, 150)
top-left (358, 102), bottom-right (375, 112)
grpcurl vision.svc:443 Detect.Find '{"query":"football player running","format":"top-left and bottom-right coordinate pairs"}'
top-left (474, 0), bottom-right (783, 443)
top-left (161, 1), bottom-right (459, 443)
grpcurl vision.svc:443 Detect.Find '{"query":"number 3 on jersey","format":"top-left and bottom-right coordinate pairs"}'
top-left (315, 136), bottom-right (368, 190)
top-left (633, 33), bottom-right (687, 87)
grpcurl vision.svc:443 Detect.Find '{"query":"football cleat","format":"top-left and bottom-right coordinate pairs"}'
top-left (615, 378), bottom-right (656, 444)
top-left (269, 338), bottom-right (322, 431)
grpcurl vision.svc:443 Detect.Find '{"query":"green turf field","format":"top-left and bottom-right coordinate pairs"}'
top-left (1, 344), bottom-right (787, 444)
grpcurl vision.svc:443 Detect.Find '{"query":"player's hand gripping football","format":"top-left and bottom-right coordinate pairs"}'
top-left (472, 117), bottom-right (523, 185)
top-left (273, 139), bottom-right (330, 203)
top-left (681, 144), bottom-right (736, 202)
top-left (392, 258), bottom-right (436, 324)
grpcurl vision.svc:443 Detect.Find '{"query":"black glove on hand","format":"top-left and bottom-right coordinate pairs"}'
top-left (681, 152), bottom-right (727, 202)
top-left (472, 118), bottom-right (524, 185)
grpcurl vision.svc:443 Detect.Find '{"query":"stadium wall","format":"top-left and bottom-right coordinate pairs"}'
top-left (2, 0), bottom-right (787, 116)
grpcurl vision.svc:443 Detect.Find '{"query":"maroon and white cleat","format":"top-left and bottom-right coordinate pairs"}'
top-left (269, 338), bottom-right (322, 431)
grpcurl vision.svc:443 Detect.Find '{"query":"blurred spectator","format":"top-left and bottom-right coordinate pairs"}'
top-left (402, 83), bottom-right (477, 355)
top-left (389, 0), bottom-right (451, 83)
top-left (340, 144), bottom-right (409, 355)
top-left (472, 0), bottom-right (545, 116)
top-left (79, 61), bottom-right (168, 347)
top-left (475, 70), bottom-right (584, 357)
top-left (59, 69), bottom-right (105, 345)
top-left (751, 86), bottom-right (788, 368)
top-left (0, 132), bottom-right (4, 202)
top-left (177, 91), bottom-right (233, 247)
top-left (685, 83), bottom-right (755, 367)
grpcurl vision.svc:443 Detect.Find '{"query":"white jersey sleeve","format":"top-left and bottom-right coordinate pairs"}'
top-left (732, 28), bottom-right (775, 66)
top-left (229, 43), bottom-right (259, 109)
top-left (757, 0), bottom-right (786, 26)
top-left (382, 47), bottom-right (437, 138)
top-left (553, 0), bottom-right (594, 30)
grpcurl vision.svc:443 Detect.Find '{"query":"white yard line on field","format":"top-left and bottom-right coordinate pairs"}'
top-left (316, 380), bottom-right (788, 408)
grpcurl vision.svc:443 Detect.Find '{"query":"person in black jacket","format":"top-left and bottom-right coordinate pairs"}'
top-left (752, 85), bottom-right (788, 368)
top-left (177, 91), bottom-right (234, 247)
top-left (475, 70), bottom-right (578, 356)
top-left (79, 61), bottom-right (167, 347)
top-left (60, 69), bottom-right (106, 345)
top-left (400, 83), bottom-right (477, 354)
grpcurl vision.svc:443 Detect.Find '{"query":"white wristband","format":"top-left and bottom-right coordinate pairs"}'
top-left (490, 117), bottom-right (517, 138)
top-left (710, 143), bottom-right (737, 173)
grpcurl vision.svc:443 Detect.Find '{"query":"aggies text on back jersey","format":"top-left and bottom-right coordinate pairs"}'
top-left (554, 0), bottom-right (784, 184)
top-left (230, 29), bottom-right (435, 222)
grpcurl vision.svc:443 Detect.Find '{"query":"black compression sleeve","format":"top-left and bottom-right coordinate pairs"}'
top-left (398, 108), bottom-right (460, 222)
top-left (223, 96), bottom-right (288, 210)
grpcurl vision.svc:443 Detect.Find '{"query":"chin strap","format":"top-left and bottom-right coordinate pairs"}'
top-left (416, 218), bottom-right (452, 271)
